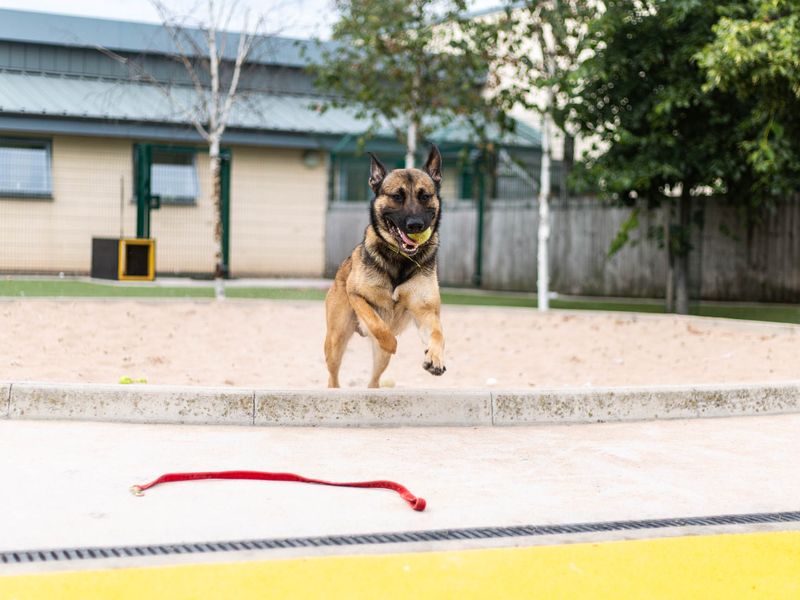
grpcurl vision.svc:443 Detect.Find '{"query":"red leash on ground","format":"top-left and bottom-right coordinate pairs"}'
top-left (130, 470), bottom-right (427, 511)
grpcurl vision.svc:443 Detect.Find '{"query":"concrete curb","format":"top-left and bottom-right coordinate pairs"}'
top-left (8, 383), bottom-right (254, 426)
top-left (2, 380), bottom-right (800, 427)
top-left (493, 382), bottom-right (800, 424)
top-left (255, 389), bottom-right (491, 426)
top-left (1, 383), bottom-right (10, 419)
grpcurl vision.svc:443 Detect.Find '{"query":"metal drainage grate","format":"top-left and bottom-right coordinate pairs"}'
top-left (3, 510), bottom-right (799, 565)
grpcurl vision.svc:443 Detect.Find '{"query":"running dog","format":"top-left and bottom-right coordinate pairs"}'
top-left (324, 146), bottom-right (446, 388)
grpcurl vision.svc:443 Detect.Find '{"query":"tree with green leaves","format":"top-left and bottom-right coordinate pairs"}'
top-left (308, 0), bottom-right (518, 168)
top-left (567, 0), bottom-right (762, 314)
top-left (510, 0), bottom-right (599, 311)
top-left (697, 0), bottom-right (800, 199)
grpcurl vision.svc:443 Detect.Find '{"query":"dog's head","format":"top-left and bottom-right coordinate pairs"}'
top-left (368, 145), bottom-right (442, 256)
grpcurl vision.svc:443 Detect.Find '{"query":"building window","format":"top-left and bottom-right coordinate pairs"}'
top-left (151, 150), bottom-right (199, 205)
top-left (336, 155), bottom-right (371, 202)
top-left (334, 154), bottom-right (404, 202)
top-left (0, 138), bottom-right (53, 198)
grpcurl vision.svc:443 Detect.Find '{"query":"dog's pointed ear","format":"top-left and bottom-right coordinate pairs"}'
top-left (368, 152), bottom-right (388, 194)
top-left (424, 145), bottom-right (442, 186)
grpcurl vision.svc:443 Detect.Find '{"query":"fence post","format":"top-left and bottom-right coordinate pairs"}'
top-left (134, 143), bottom-right (152, 239)
top-left (472, 164), bottom-right (486, 287)
top-left (220, 148), bottom-right (231, 277)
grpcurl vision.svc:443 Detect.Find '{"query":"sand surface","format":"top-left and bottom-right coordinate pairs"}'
top-left (0, 300), bottom-right (797, 389)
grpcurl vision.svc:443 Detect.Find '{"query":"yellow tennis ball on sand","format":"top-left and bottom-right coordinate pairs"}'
top-left (407, 227), bottom-right (432, 244)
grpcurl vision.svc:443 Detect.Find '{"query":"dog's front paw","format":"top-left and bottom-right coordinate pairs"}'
top-left (423, 349), bottom-right (446, 376)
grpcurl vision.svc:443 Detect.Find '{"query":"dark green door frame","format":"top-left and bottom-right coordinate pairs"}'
top-left (134, 143), bottom-right (154, 239)
top-left (134, 143), bottom-right (232, 276)
top-left (219, 148), bottom-right (231, 276)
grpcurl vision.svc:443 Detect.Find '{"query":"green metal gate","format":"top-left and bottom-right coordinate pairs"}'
top-left (134, 143), bottom-right (231, 276)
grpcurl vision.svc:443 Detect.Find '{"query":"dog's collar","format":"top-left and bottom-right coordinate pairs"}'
top-left (386, 240), bottom-right (423, 270)
top-left (374, 227), bottom-right (425, 269)
top-left (371, 223), bottom-right (433, 271)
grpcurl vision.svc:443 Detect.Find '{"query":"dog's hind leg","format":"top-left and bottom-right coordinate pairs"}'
top-left (325, 287), bottom-right (357, 389)
top-left (367, 339), bottom-right (392, 388)
top-left (325, 321), bottom-right (355, 388)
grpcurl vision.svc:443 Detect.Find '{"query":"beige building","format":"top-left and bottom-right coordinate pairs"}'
top-left (2, 136), bottom-right (331, 276)
top-left (0, 9), bottom-right (540, 278)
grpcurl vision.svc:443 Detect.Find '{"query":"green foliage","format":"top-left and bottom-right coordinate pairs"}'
top-left (607, 208), bottom-right (639, 257)
top-left (568, 0), bottom-right (759, 211)
top-left (566, 0), bottom-right (800, 269)
top-left (697, 0), bottom-right (800, 197)
top-left (513, 0), bottom-right (599, 126)
top-left (306, 0), bottom-right (519, 151)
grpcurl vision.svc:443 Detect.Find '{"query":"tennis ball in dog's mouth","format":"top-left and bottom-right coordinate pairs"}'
top-left (407, 227), bottom-right (432, 244)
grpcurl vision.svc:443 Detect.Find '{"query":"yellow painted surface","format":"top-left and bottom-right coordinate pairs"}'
top-left (2, 531), bottom-right (800, 599)
top-left (117, 239), bottom-right (155, 281)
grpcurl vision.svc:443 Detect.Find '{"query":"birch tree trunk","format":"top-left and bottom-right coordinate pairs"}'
top-left (210, 136), bottom-right (225, 301)
top-left (406, 68), bottom-right (421, 169)
top-left (537, 98), bottom-right (553, 312)
top-left (405, 119), bottom-right (417, 169)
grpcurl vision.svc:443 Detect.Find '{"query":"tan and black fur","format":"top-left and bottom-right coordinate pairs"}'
top-left (324, 146), bottom-right (446, 388)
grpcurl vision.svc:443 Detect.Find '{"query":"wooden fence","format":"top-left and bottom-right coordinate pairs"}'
top-left (325, 197), bottom-right (800, 302)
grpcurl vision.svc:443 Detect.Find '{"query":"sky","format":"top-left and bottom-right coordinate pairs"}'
top-left (0, 0), bottom-right (503, 40)
top-left (0, 0), bottom-right (337, 39)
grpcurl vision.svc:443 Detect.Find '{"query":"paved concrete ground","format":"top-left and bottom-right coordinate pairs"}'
top-left (2, 413), bottom-right (799, 561)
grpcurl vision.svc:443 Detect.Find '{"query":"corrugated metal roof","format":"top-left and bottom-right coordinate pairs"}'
top-left (433, 117), bottom-right (541, 148)
top-left (0, 71), bottom-right (540, 148)
top-left (0, 9), bottom-right (540, 149)
top-left (0, 8), bottom-right (320, 68)
top-left (0, 71), bottom-right (358, 133)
